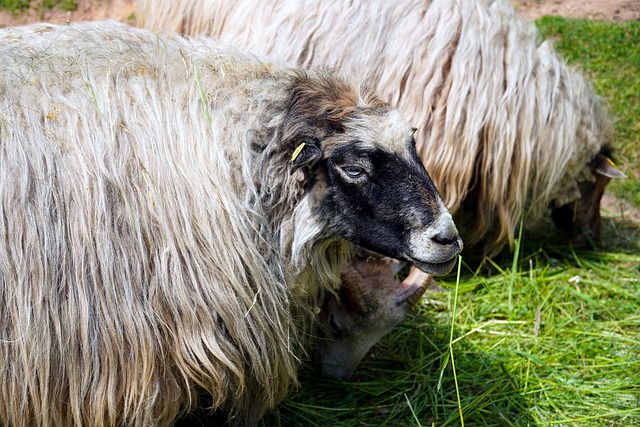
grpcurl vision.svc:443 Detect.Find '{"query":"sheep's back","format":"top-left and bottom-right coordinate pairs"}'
top-left (0, 22), bottom-right (304, 426)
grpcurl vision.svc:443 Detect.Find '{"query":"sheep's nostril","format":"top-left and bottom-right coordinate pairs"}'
top-left (431, 232), bottom-right (462, 250)
top-left (432, 234), bottom-right (454, 246)
top-left (428, 213), bottom-right (463, 253)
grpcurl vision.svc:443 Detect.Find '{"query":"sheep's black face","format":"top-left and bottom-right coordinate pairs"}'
top-left (284, 75), bottom-right (462, 275)
top-left (551, 177), bottom-right (607, 248)
top-left (310, 115), bottom-right (463, 276)
top-left (550, 150), bottom-right (625, 247)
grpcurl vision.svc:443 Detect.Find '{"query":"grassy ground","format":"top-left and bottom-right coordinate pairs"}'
top-left (262, 17), bottom-right (640, 427)
top-left (0, 0), bottom-right (76, 15)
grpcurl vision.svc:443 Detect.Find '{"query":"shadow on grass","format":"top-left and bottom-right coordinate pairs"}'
top-left (458, 213), bottom-right (640, 280)
top-left (179, 214), bottom-right (639, 426)
top-left (262, 314), bottom-right (539, 427)
top-left (263, 216), bottom-right (640, 426)
top-left (176, 311), bottom-right (540, 427)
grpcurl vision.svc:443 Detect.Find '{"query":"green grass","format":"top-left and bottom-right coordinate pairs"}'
top-left (0, 0), bottom-right (29, 14)
top-left (262, 17), bottom-right (640, 427)
top-left (41, 0), bottom-right (77, 12)
top-left (0, 0), bottom-right (76, 14)
top-left (262, 230), bottom-right (640, 426)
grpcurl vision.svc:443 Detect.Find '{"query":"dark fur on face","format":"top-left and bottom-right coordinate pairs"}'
top-left (282, 73), bottom-right (462, 275)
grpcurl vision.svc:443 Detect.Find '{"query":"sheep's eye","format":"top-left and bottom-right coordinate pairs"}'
top-left (341, 165), bottom-right (365, 178)
top-left (328, 315), bottom-right (343, 338)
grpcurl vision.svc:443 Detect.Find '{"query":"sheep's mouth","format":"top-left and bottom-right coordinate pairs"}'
top-left (409, 256), bottom-right (458, 276)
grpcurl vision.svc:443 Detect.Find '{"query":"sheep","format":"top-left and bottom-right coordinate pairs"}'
top-left (317, 249), bottom-right (432, 379)
top-left (0, 20), bottom-right (464, 426)
top-left (136, 0), bottom-right (627, 380)
top-left (137, 0), bottom-right (626, 256)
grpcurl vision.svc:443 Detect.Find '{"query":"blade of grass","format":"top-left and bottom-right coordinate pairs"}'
top-left (449, 256), bottom-right (464, 427)
top-left (508, 216), bottom-right (524, 316)
top-left (194, 63), bottom-right (212, 129)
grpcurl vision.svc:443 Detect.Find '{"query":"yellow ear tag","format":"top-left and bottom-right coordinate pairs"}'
top-left (606, 157), bottom-right (618, 168)
top-left (291, 142), bottom-right (306, 162)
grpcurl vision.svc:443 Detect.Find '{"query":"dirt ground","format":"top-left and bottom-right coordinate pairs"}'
top-left (516, 0), bottom-right (640, 20)
top-left (1, 0), bottom-right (639, 28)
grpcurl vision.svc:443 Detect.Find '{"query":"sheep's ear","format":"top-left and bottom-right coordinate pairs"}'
top-left (591, 153), bottom-right (627, 179)
top-left (290, 142), bottom-right (322, 173)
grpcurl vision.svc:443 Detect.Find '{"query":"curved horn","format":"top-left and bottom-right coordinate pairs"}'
top-left (339, 264), bottom-right (379, 315)
top-left (396, 267), bottom-right (430, 308)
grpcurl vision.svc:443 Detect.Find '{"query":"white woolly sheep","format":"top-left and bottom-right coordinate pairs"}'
top-left (0, 21), bottom-right (463, 426)
top-left (138, 0), bottom-right (626, 256)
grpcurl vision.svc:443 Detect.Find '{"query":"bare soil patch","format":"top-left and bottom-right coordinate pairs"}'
top-left (516, 0), bottom-right (640, 21)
